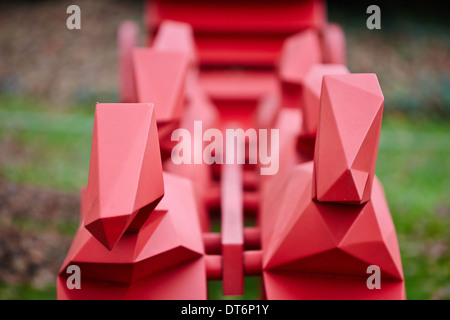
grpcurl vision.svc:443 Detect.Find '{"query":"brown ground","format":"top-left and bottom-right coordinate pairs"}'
top-left (0, 181), bottom-right (78, 288)
top-left (0, 0), bottom-right (144, 106)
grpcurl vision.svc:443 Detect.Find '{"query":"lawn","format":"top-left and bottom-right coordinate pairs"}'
top-left (0, 94), bottom-right (448, 300)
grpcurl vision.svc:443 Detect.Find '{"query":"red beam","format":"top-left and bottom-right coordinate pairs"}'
top-left (221, 163), bottom-right (244, 295)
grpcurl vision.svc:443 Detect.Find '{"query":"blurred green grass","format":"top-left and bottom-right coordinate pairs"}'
top-left (0, 281), bottom-right (56, 300)
top-left (0, 94), bottom-right (449, 300)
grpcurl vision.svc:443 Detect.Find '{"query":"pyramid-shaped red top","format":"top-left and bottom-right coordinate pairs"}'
top-left (85, 103), bottom-right (164, 250)
top-left (302, 64), bottom-right (349, 136)
top-left (132, 48), bottom-right (189, 123)
top-left (278, 29), bottom-right (322, 85)
top-left (313, 74), bottom-right (384, 204)
top-left (152, 20), bottom-right (198, 67)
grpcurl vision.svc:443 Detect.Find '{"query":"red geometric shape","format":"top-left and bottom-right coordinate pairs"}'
top-left (322, 23), bottom-right (347, 65)
top-left (278, 29), bottom-right (322, 108)
top-left (57, 256), bottom-right (207, 300)
top-left (261, 162), bottom-right (404, 299)
top-left (146, 0), bottom-right (326, 67)
top-left (84, 103), bottom-right (164, 250)
top-left (132, 48), bottom-right (189, 122)
top-left (260, 163), bottom-right (313, 254)
top-left (260, 73), bottom-right (404, 299)
top-left (302, 64), bottom-right (349, 136)
top-left (221, 164), bottom-right (244, 296)
top-left (132, 48), bottom-right (189, 156)
top-left (152, 20), bottom-right (198, 67)
top-left (313, 74), bottom-right (384, 204)
top-left (58, 173), bottom-right (206, 299)
top-left (146, 0), bottom-right (326, 34)
top-left (264, 174), bottom-right (403, 281)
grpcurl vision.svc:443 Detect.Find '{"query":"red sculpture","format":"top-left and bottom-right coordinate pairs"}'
top-left (261, 74), bottom-right (405, 300)
top-left (58, 0), bottom-right (406, 300)
top-left (84, 103), bottom-right (164, 250)
top-left (278, 29), bottom-right (323, 109)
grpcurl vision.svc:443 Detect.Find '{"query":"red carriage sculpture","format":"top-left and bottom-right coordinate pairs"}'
top-left (57, 0), bottom-right (405, 300)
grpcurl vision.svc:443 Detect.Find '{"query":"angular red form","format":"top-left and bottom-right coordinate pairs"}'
top-left (132, 48), bottom-right (189, 122)
top-left (57, 258), bottom-right (207, 300)
top-left (145, 0), bottom-right (326, 66)
top-left (322, 23), bottom-right (347, 65)
top-left (260, 74), bottom-right (404, 299)
top-left (278, 29), bottom-right (323, 108)
top-left (58, 173), bottom-right (206, 299)
top-left (279, 29), bottom-right (323, 84)
top-left (84, 103), bottom-right (164, 250)
top-left (152, 20), bottom-right (198, 67)
top-left (264, 168), bottom-right (403, 281)
top-left (313, 74), bottom-right (384, 204)
top-left (261, 160), bottom-right (404, 299)
top-left (302, 64), bottom-right (349, 136)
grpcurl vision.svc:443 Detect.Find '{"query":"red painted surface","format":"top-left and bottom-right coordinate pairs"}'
top-left (59, 1), bottom-right (405, 300)
top-left (221, 163), bottom-right (244, 296)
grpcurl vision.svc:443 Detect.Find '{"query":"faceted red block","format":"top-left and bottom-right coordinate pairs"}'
top-left (58, 173), bottom-right (207, 299)
top-left (132, 48), bottom-right (189, 157)
top-left (322, 23), bottom-right (347, 65)
top-left (152, 20), bottom-right (198, 67)
top-left (297, 61), bottom-right (349, 162)
top-left (57, 258), bottom-right (207, 300)
top-left (302, 64), bottom-right (349, 136)
top-left (260, 74), bottom-right (404, 300)
top-left (132, 48), bottom-right (189, 123)
top-left (261, 165), bottom-right (404, 299)
top-left (313, 74), bottom-right (384, 204)
top-left (84, 103), bottom-right (164, 250)
top-left (278, 29), bottom-right (322, 108)
top-left (264, 167), bottom-right (403, 282)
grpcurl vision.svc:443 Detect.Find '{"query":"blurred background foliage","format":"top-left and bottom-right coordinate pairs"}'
top-left (0, 0), bottom-right (448, 300)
